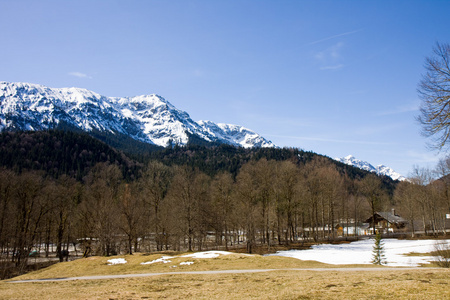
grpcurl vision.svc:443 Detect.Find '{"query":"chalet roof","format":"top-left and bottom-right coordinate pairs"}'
top-left (374, 211), bottom-right (407, 224)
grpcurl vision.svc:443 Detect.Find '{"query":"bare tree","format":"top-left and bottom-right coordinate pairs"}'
top-left (409, 166), bottom-right (437, 235)
top-left (303, 157), bottom-right (336, 241)
top-left (303, 158), bottom-right (345, 240)
top-left (235, 162), bottom-right (260, 253)
top-left (210, 172), bottom-right (236, 250)
top-left (167, 166), bottom-right (209, 252)
top-left (252, 159), bottom-right (275, 249)
top-left (140, 161), bottom-right (172, 251)
top-left (434, 156), bottom-right (450, 215)
top-left (118, 182), bottom-right (145, 254)
top-left (12, 172), bottom-right (49, 272)
top-left (47, 175), bottom-right (80, 262)
top-left (273, 160), bottom-right (300, 245)
top-left (417, 42), bottom-right (450, 150)
top-left (395, 181), bottom-right (416, 236)
top-left (359, 174), bottom-right (386, 235)
top-left (82, 163), bottom-right (122, 256)
top-left (433, 240), bottom-right (450, 268)
top-left (0, 170), bottom-right (15, 256)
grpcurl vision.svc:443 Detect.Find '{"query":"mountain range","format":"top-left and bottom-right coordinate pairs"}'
top-left (0, 81), bottom-right (274, 149)
top-left (0, 81), bottom-right (405, 180)
top-left (335, 155), bottom-right (406, 181)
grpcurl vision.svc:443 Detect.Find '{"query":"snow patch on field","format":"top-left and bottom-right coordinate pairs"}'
top-left (140, 256), bottom-right (174, 265)
top-left (181, 251), bottom-right (232, 259)
top-left (107, 258), bottom-right (127, 265)
top-left (141, 251), bottom-right (232, 265)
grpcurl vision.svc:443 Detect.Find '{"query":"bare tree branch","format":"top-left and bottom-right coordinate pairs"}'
top-left (418, 42), bottom-right (450, 150)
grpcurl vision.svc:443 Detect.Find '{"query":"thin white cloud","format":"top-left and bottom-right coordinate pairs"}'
top-left (377, 102), bottom-right (420, 116)
top-left (405, 150), bottom-right (442, 165)
top-left (245, 115), bottom-right (314, 128)
top-left (314, 42), bottom-right (344, 61)
top-left (314, 42), bottom-right (345, 71)
top-left (320, 64), bottom-right (344, 70)
top-left (353, 123), bottom-right (408, 136)
top-left (307, 29), bottom-right (363, 46)
top-left (68, 72), bottom-right (92, 79)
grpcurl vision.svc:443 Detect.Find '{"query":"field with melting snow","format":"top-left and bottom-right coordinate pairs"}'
top-left (104, 239), bottom-right (449, 268)
top-left (270, 238), bottom-right (449, 266)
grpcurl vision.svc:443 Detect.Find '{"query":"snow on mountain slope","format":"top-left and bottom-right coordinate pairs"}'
top-left (335, 155), bottom-right (406, 181)
top-left (0, 81), bottom-right (274, 148)
top-left (336, 155), bottom-right (377, 173)
top-left (375, 164), bottom-right (407, 182)
top-left (198, 121), bottom-right (275, 148)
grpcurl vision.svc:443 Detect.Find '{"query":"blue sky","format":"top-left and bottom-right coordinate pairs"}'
top-left (1, 0), bottom-right (449, 177)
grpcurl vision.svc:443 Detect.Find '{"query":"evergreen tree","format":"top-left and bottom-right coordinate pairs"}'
top-left (372, 231), bottom-right (386, 265)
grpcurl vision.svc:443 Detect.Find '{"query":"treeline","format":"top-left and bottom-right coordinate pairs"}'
top-left (145, 143), bottom-right (395, 184)
top-left (0, 130), bottom-right (385, 183)
top-left (3, 130), bottom-right (449, 277)
top-left (0, 155), bottom-right (398, 275)
top-left (395, 164), bottom-right (450, 237)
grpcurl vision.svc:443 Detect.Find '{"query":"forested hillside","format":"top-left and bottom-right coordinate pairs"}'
top-left (145, 143), bottom-right (398, 194)
top-left (0, 130), bottom-right (391, 183)
top-left (5, 130), bottom-right (449, 280)
top-left (0, 130), bottom-right (141, 180)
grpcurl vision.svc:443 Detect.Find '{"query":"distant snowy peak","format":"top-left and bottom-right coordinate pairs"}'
top-left (375, 165), bottom-right (407, 182)
top-left (335, 155), bottom-right (406, 181)
top-left (336, 155), bottom-right (376, 173)
top-left (198, 121), bottom-right (276, 148)
top-left (0, 81), bottom-right (275, 149)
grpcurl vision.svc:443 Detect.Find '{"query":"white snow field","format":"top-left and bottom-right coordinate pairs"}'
top-left (140, 256), bottom-right (175, 265)
top-left (270, 239), bottom-right (449, 267)
top-left (181, 251), bottom-right (232, 259)
top-left (140, 251), bottom-right (233, 266)
top-left (107, 258), bottom-right (127, 265)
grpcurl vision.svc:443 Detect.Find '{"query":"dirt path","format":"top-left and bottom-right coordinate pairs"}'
top-left (7, 267), bottom-right (437, 283)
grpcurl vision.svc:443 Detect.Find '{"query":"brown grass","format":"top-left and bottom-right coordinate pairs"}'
top-left (7, 252), bottom-right (334, 281)
top-left (0, 252), bottom-right (449, 299)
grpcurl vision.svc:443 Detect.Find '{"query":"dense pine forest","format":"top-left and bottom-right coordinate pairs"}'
top-left (0, 130), bottom-right (141, 181)
top-left (0, 130), bottom-right (448, 278)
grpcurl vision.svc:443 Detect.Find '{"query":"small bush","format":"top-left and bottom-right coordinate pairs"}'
top-left (433, 241), bottom-right (450, 268)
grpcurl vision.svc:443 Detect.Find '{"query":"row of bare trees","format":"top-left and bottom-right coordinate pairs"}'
top-left (1, 155), bottom-right (449, 273)
top-left (395, 158), bottom-right (450, 237)
top-left (0, 170), bottom-right (81, 276)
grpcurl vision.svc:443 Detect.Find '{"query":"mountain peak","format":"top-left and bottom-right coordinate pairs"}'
top-left (335, 155), bottom-right (406, 181)
top-left (0, 81), bottom-right (275, 149)
top-left (198, 121), bottom-right (276, 148)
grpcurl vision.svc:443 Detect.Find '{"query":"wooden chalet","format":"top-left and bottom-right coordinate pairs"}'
top-left (365, 209), bottom-right (407, 234)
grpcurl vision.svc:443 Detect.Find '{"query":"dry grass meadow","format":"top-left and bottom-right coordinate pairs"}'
top-left (1, 252), bottom-right (449, 299)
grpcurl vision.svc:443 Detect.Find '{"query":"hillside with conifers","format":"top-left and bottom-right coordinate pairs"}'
top-left (0, 130), bottom-right (447, 280)
top-left (0, 130), bottom-right (395, 182)
top-left (0, 130), bottom-right (141, 181)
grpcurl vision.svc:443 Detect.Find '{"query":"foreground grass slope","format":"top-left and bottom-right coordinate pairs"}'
top-left (6, 252), bottom-right (332, 280)
top-left (2, 270), bottom-right (449, 299)
top-left (1, 252), bottom-right (449, 299)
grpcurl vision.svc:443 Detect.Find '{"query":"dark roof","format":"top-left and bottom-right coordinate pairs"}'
top-left (365, 211), bottom-right (407, 225)
top-left (374, 212), bottom-right (407, 224)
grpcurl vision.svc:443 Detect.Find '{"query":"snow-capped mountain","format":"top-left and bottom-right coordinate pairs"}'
top-left (335, 155), bottom-right (406, 181)
top-left (198, 120), bottom-right (274, 148)
top-left (0, 81), bottom-right (275, 148)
